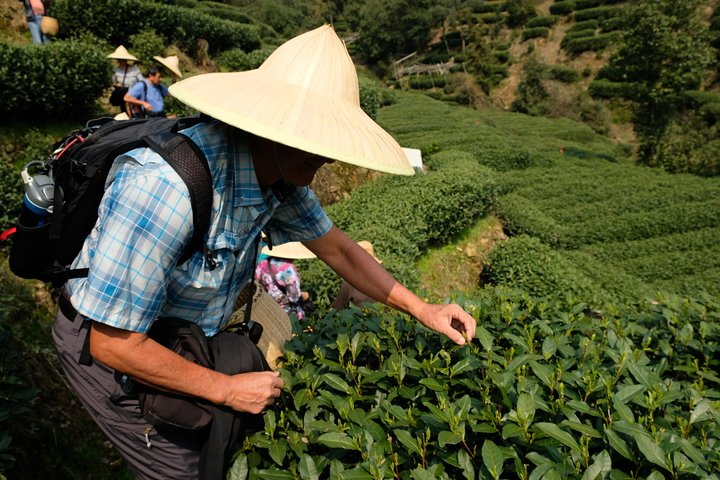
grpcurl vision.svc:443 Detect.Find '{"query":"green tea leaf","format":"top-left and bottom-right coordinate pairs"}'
top-left (542, 336), bottom-right (557, 358)
top-left (482, 439), bottom-right (506, 479)
top-left (337, 467), bottom-right (373, 479)
top-left (410, 468), bottom-right (435, 480)
top-left (458, 449), bottom-right (475, 480)
top-left (476, 325), bottom-right (494, 351)
top-left (438, 430), bottom-right (462, 447)
top-left (530, 361), bottom-right (554, 388)
top-left (317, 432), bottom-right (359, 451)
top-left (419, 377), bottom-right (448, 391)
top-left (451, 357), bottom-right (475, 377)
top-left (605, 429), bottom-right (633, 461)
top-left (228, 454), bottom-right (248, 480)
top-left (322, 373), bottom-right (352, 394)
top-left (634, 434), bottom-right (670, 471)
top-left (299, 454), bottom-right (319, 480)
top-left (257, 468), bottom-right (295, 479)
top-left (534, 423), bottom-right (582, 454)
top-left (614, 384), bottom-right (645, 403)
top-left (393, 429), bottom-right (422, 456)
top-left (502, 423), bottom-right (526, 441)
top-left (517, 392), bottom-right (536, 424)
top-left (581, 450), bottom-right (611, 480)
top-left (689, 400), bottom-right (713, 424)
top-left (269, 438), bottom-right (288, 466)
top-left (560, 420), bottom-right (601, 438)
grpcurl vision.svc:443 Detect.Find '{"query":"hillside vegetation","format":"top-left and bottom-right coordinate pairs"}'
top-left (1, 1), bottom-right (719, 479)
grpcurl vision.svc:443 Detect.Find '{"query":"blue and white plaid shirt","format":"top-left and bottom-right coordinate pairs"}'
top-left (66, 120), bottom-right (332, 336)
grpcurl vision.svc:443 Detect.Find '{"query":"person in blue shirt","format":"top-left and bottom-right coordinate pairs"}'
top-left (53, 25), bottom-right (477, 480)
top-left (123, 65), bottom-right (169, 117)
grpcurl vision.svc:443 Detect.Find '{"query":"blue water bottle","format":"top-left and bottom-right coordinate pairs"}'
top-left (21, 161), bottom-right (55, 227)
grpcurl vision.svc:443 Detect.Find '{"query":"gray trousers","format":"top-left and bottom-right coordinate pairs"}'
top-left (52, 307), bottom-right (204, 479)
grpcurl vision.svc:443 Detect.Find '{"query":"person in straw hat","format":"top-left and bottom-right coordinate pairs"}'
top-left (255, 241), bottom-right (315, 320)
top-left (52, 25), bottom-right (476, 479)
top-left (154, 54), bottom-right (184, 82)
top-left (108, 45), bottom-right (144, 89)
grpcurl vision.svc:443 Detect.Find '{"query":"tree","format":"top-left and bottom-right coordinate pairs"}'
top-left (604, 0), bottom-right (713, 165)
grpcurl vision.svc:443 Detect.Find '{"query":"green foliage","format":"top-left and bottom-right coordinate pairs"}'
top-left (522, 27), bottom-right (550, 41)
top-left (587, 79), bottom-right (640, 99)
top-left (0, 159), bottom-right (23, 240)
top-left (480, 235), bottom-right (594, 298)
top-left (550, 1), bottom-right (576, 16)
top-left (511, 57), bottom-right (549, 116)
top-left (234, 290), bottom-right (720, 476)
top-left (573, 5), bottom-right (619, 22)
top-left (563, 32), bottom-right (620, 55)
top-left (358, 78), bottom-right (383, 120)
top-left (51, 0), bottom-right (262, 54)
top-left (526, 15), bottom-right (559, 28)
top-left (0, 38), bottom-right (111, 120)
top-left (549, 65), bottom-right (580, 84)
top-left (302, 151), bottom-right (497, 310)
top-left (216, 46), bottom-right (274, 72)
top-left (504, 0), bottom-right (537, 28)
top-left (127, 29), bottom-right (166, 67)
top-left (603, 0), bottom-right (714, 165)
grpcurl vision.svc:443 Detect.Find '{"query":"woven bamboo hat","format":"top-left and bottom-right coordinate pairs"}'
top-left (107, 45), bottom-right (138, 61)
top-left (169, 25), bottom-right (414, 176)
top-left (40, 16), bottom-right (58, 36)
top-left (228, 287), bottom-right (293, 370)
top-left (153, 55), bottom-right (183, 78)
top-left (261, 241), bottom-right (316, 260)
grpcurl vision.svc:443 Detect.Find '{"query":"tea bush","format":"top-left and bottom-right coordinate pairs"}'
top-left (301, 151), bottom-right (497, 310)
top-left (0, 38), bottom-right (111, 120)
top-left (51, 0), bottom-right (261, 54)
top-left (233, 289), bottom-right (720, 478)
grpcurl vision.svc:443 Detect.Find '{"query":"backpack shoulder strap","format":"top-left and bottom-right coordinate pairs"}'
top-left (144, 130), bottom-right (212, 265)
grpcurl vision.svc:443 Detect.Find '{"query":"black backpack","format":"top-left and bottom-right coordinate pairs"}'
top-left (6, 116), bottom-right (213, 287)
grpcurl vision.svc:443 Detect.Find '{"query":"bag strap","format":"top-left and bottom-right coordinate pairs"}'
top-left (242, 235), bottom-right (262, 327)
top-left (144, 131), bottom-right (213, 265)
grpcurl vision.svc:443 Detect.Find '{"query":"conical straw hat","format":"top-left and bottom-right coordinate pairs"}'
top-left (107, 45), bottom-right (138, 61)
top-left (153, 55), bottom-right (183, 78)
top-left (169, 25), bottom-right (414, 176)
top-left (228, 288), bottom-right (293, 370)
top-left (261, 241), bottom-right (316, 260)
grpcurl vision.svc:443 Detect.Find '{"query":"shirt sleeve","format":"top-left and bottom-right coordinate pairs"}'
top-left (264, 186), bottom-right (333, 245)
top-left (128, 81), bottom-right (144, 99)
top-left (74, 168), bottom-right (192, 333)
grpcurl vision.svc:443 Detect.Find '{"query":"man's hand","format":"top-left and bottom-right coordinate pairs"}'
top-left (222, 371), bottom-right (285, 414)
top-left (414, 303), bottom-right (476, 346)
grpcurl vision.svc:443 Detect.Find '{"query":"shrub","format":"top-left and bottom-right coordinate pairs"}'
top-left (127, 29), bottom-right (166, 67)
top-left (0, 158), bottom-right (22, 244)
top-left (549, 65), bottom-right (580, 83)
top-left (480, 234), bottom-right (593, 297)
top-left (358, 79), bottom-right (383, 120)
top-left (573, 5), bottom-right (619, 22)
top-left (587, 79), bottom-right (639, 99)
top-left (567, 19), bottom-right (599, 33)
top-left (564, 32), bottom-right (620, 55)
top-left (526, 15), bottom-right (559, 28)
top-left (51, 0), bottom-right (261, 55)
top-left (0, 38), bottom-right (111, 120)
top-left (549, 1), bottom-right (576, 16)
top-left (522, 27), bottom-right (550, 41)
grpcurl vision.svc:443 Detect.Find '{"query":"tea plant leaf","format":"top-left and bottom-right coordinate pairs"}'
top-left (626, 361), bottom-right (659, 390)
top-left (633, 433), bottom-right (670, 471)
top-left (451, 356), bottom-right (475, 377)
top-left (393, 429), bottom-right (423, 456)
top-left (322, 373), bottom-right (352, 394)
top-left (438, 430), bottom-right (462, 447)
top-left (614, 384), bottom-right (645, 403)
top-left (517, 392), bottom-right (537, 424)
top-left (561, 420), bottom-right (601, 438)
top-left (502, 423), bottom-right (526, 441)
top-left (299, 454), bottom-right (320, 480)
top-left (410, 468), bottom-right (435, 480)
top-left (419, 377), bottom-right (448, 391)
top-left (458, 449), bottom-right (475, 480)
top-left (526, 451), bottom-right (554, 466)
top-left (476, 325), bottom-right (494, 351)
top-left (337, 467), bottom-right (373, 479)
top-left (269, 438), bottom-right (288, 466)
top-left (482, 439), bottom-right (506, 479)
top-left (677, 437), bottom-right (707, 466)
top-left (317, 432), bottom-right (359, 451)
top-left (228, 453), bottom-right (248, 480)
top-left (645, 472), bottom-right (665, 480)
top-left (530, 361), bottom-right (554, 388)
top-left (604, 429), bottom-right (633, 461)
top-left (565, 400), bottom-right (598, 417)
top-left (257, 468), bottom-right (295, 479)
top-left (542, 336), bottom-right (557, 358)
top-left (612, 397), bottom-right (635, 423)
top-left (689, 399), bottom-right (713, 424)
top-left (581, 450), bottom-right (611, 480)
top-left (528, 463), bottom-right (553, 480)
top-left (534, 423), bottom-right (582, 454)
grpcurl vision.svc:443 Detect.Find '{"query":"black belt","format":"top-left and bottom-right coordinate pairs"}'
top-left (59, 290), bottom-right (93, 365)
top-left (59, 289), bottom-right (78, 320)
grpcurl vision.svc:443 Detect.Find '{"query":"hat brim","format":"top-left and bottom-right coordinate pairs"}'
top-left (107, 46), bottom-right (138, 61)
top-left (261, 242), bottom-right (316, 260)
top-left (154, 56), bottom-right (183, 78)
top-left (169, 71), bottom-right (414, 176)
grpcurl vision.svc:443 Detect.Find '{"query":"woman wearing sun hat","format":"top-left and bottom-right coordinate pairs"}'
top-left (52, 25), bottom-right (476, 479)
top-left (255, 241), bottom-right (315, 320)
top-left (107, 45), bottom-right (144, 111)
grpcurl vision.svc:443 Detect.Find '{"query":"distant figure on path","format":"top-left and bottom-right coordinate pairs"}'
top-left (20, 0), bottom-right (48, 44)
top-left (123, 65), bottom-right (169, 117)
